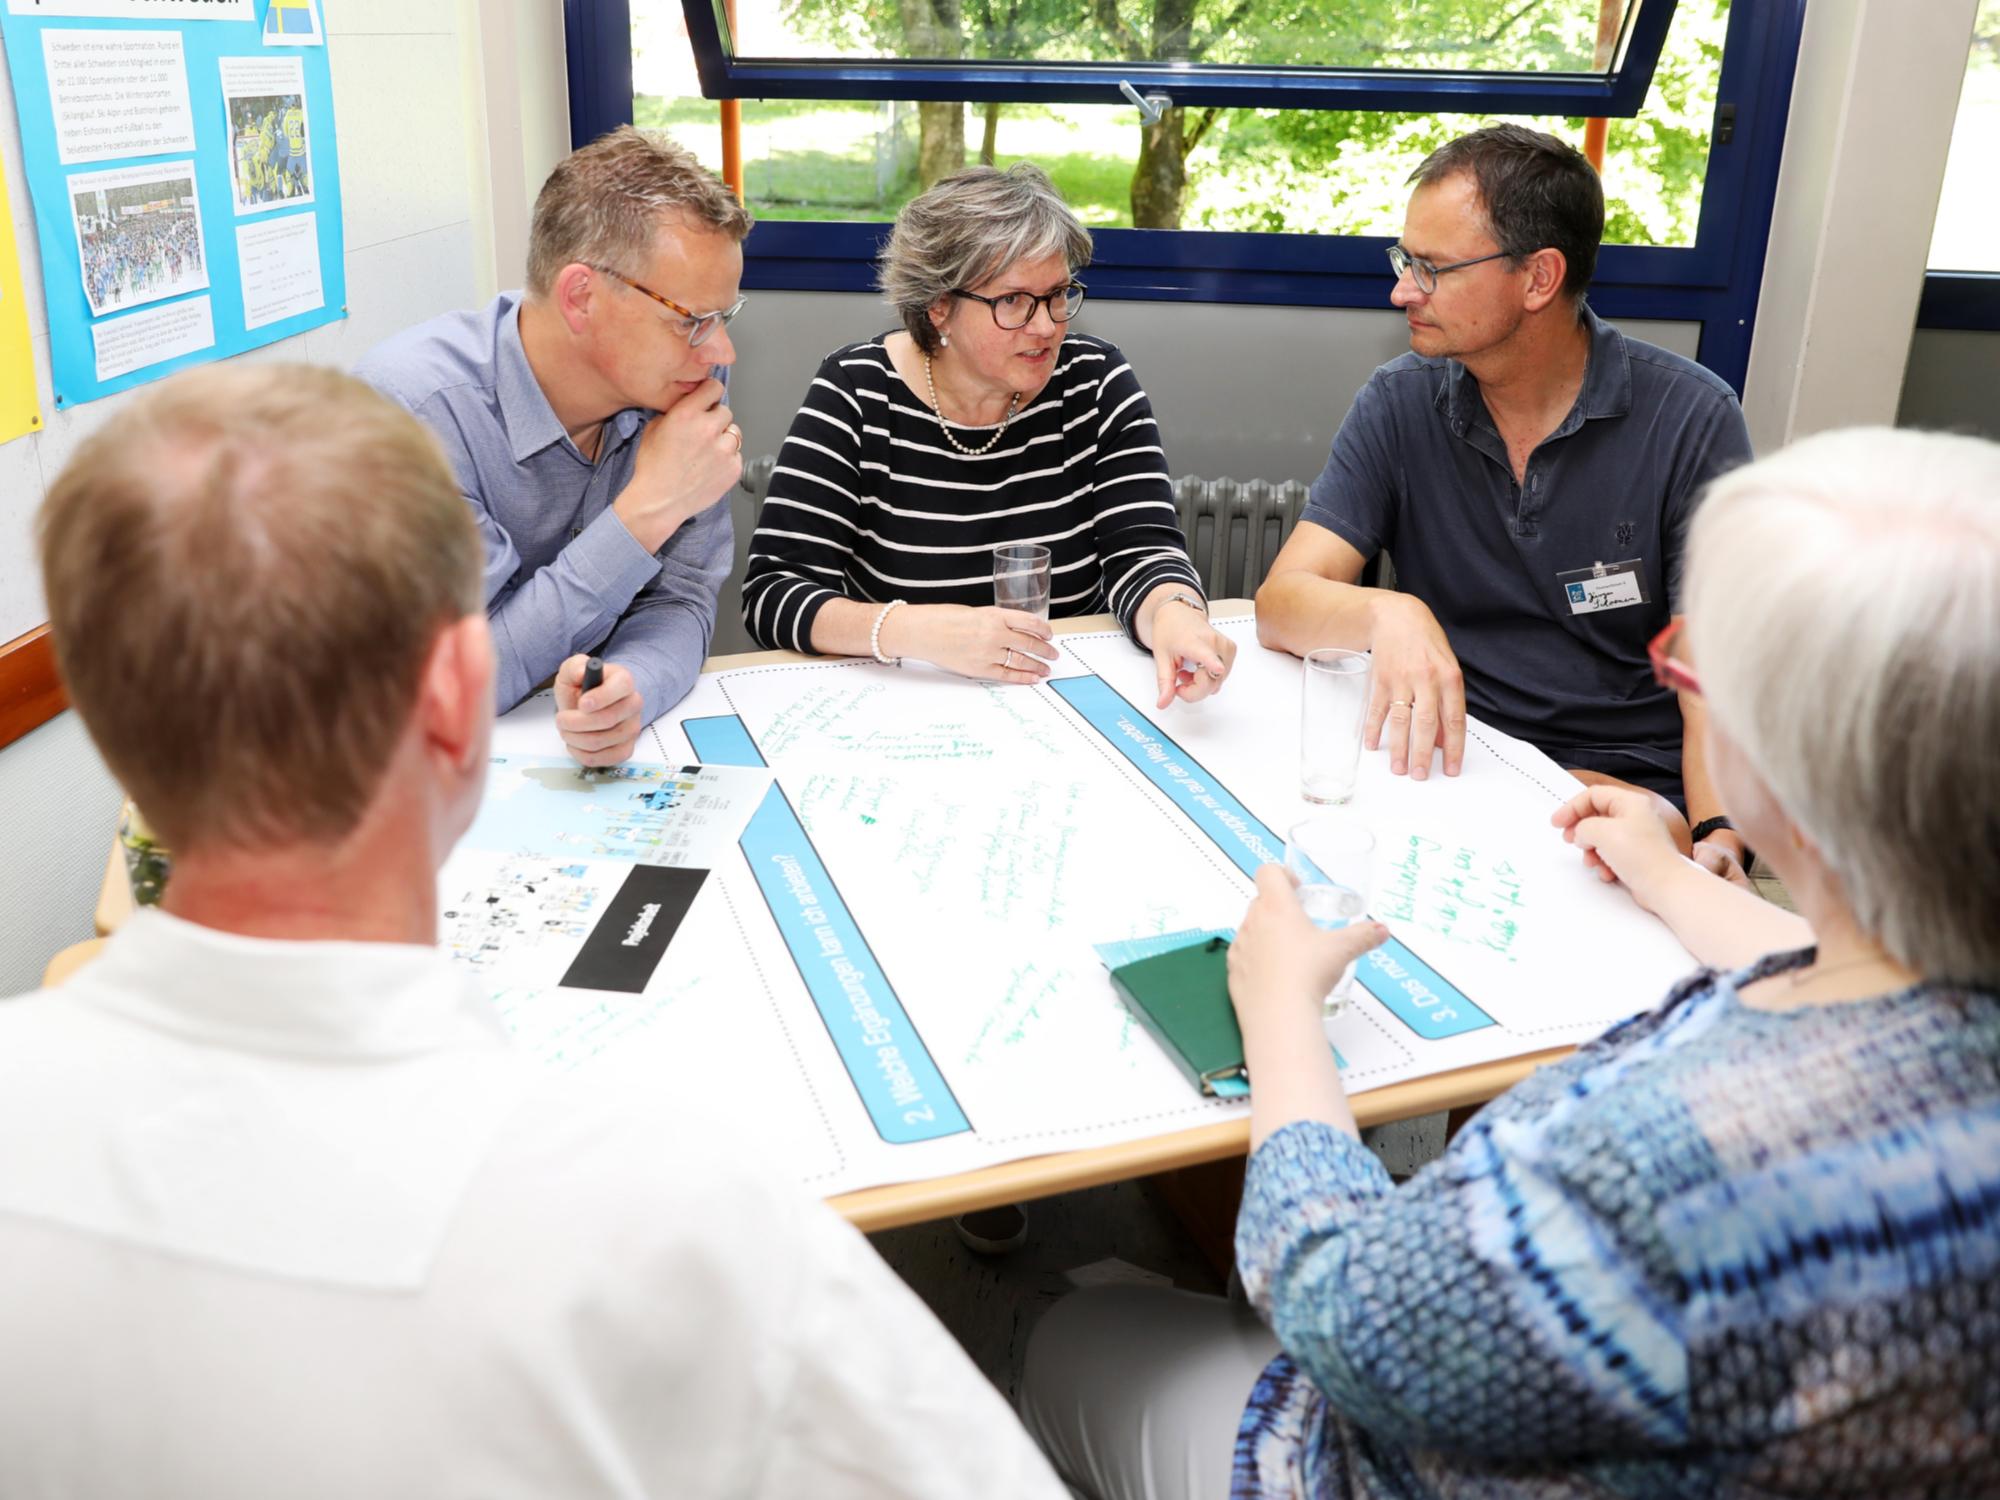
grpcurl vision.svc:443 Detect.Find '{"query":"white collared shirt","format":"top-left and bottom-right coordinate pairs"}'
top-left (0, 910), bottom-right (1065, 1499)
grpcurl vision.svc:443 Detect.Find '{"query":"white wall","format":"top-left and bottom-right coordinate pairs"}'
top-left (0, 0), bottom-right (482, 994)
top-left (1741, 0), bottom-right (1980, 449)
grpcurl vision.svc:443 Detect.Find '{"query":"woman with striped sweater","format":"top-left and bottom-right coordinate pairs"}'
top-left (741, 163), bottom-right (1236, 710)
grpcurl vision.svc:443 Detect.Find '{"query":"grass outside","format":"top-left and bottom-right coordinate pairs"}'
top-left (639, 96), bottom-right (1140, 224)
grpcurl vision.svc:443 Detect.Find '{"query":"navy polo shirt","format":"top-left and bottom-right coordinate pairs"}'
top-left (1302, 305), bottom-right (1752, 798)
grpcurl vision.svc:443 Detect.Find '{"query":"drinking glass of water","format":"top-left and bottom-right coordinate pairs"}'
top-left (1284, 815), bottom-right (1377, 1018)
top-left (993, 543), bottom-right (1052, 621)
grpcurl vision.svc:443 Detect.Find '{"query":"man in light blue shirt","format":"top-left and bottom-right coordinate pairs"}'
top-left (359, 127), bottom-right (750, 765)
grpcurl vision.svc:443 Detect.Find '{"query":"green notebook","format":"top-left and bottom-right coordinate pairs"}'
top-left (1108, 937), bottom-right (1249, 1098)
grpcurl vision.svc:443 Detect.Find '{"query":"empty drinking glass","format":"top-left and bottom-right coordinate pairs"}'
top-left (1300, 648), bottom-right (1372, 804)
top-left (993, 543), bottom-right (1052, 621)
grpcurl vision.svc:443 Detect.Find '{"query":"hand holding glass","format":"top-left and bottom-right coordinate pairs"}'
top-left (1284, 815), bottom-right (1377, 1017)
top-left (993, 543), bottom-right (1052, 620)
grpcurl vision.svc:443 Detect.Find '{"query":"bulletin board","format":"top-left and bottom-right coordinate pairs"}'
top-left (0, 0), bottom-right (344, 409)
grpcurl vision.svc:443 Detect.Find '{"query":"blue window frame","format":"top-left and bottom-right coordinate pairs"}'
top-left (678, 0), bottom-right (1680, 116)
top-left (565, 0), bottom-right (1810, 392)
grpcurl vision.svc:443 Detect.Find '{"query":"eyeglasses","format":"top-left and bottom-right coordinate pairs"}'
top-left (949, 281), bottom-right (1086, 331)
top-left (1386, 243), bottom-right (1516, 295)
top-left (1648, 618), bottom-right (1701, 697)
top-left (596, 266), bottom-right (746, 348)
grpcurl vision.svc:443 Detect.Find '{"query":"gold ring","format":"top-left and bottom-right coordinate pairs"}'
top-left (1003, 647), bottom-right (1016, 669)
top-left (1389, 699), bottom-right (1412, 709)
top-left (727, 423), bottom-right (743, 453)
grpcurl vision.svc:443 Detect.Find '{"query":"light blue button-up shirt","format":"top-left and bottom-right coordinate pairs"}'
top-left (356, 293), bottom-right (732, 719)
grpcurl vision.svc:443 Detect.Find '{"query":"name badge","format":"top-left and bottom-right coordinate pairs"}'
top-left (1557, 558), bottom-right (1649, 615)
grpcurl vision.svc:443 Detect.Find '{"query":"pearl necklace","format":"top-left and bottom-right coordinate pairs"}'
top-left (924, 351), bottom-right (1021, 456)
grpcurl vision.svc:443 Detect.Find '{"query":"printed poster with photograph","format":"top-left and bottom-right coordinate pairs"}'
top-left (67, 158), bottom-right (210, 318)
top-left (219, 54), bottom-right (312, 214)
top-left (0, 0), bottom-right (346, 406)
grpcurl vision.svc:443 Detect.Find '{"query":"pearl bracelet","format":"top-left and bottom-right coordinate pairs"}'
top-left (871, 599), bottom-right (907, 666)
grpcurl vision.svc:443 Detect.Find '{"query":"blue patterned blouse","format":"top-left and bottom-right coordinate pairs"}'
top-left (1231, 949), bottom-right (2000, 1498)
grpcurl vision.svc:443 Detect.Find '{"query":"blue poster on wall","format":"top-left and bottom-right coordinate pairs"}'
top-left (0, 0), bottom-right (344, 408)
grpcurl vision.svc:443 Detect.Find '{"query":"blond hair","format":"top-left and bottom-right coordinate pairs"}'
top-left (1684, 427), bottom-right (2000, 984)
top-left (879, 162), bottom-right (1093, 355)
top-left (526, 126), bottom-right (751, 296)
top-left (38, 364), bottom-right (483, 855)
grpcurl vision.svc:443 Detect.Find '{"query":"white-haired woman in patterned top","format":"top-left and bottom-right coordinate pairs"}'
top-left (741, 163), bottom-right (1235, 709)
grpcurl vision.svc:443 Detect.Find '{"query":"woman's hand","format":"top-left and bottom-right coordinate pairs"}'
top-left (1229, 865), bottom-right (1388, 1148)
top-left (880, 603), bottom-right (1058, 683)
top-left (1550, 784), bottom-right (1690, 913)
top-left (1147, 597), bottom-right (1237, 708)
top-left (1228, 865), bottom-right (1389, 1039)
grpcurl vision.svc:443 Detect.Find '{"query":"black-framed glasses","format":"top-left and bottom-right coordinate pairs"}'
top-left (596, 266), bottom-right (746, 348)
top-left (950, 281), bottom-right (1086, 330)
top-left (1386, 243), bottom-right (1517, 295)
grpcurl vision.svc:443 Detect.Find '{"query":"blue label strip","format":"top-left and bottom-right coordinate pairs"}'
top-left (1049, 675), bottom-right (1495, 1041)
top-left (684, 716), bottom-right (970, 1144)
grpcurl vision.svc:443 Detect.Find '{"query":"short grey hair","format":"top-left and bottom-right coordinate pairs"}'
top-left (878, 163), bottom-right (1093, 354)
top-left (526, 126), bottom-right (750, 297)
top-left (1684, 426), bottom-right (2000, 985)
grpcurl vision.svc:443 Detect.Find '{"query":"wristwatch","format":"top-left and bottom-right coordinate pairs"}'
top-left (1691, 815), bottom-right (1754, 872)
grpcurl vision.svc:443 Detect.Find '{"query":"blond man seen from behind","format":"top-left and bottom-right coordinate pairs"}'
top-left (0, 365), bottom-right (1067, 1500)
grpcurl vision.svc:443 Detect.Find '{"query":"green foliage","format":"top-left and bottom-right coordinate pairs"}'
top-left (651, 0), bottom-right (1733, 245)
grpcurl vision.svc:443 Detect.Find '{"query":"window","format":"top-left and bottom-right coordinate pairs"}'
top-left (637, 0), bottom-right (1728, 242)
top-left (1927, 0), bottom-right (2000, 274)
top-left (572, 0), bottom-right (1806, 388)
top-left (677, 0), bottom-right (1680, 113)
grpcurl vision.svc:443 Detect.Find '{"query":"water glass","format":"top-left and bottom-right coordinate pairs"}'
top-left (993, 543), bottom-right (1052, 620)
top-left (1284, 815), bottom-right (1377, 1017)
top-left (1300, 647), bottom-right (1372, 804)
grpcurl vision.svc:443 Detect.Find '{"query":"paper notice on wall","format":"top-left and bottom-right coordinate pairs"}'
top-left (261, 0), bottom-right (322, 46)
top-left (42, 30), bottom-right (195, 165)
top-left (219, 53), bottom-right (312, 213)
top-left (236, 210), bottom-right (320, 328)
top-left (92, 293), bottom-right (213, 380)
top-left (67, 157), bottom-right (209, 318)
top-left (7, 1), bottom-right (253, 18)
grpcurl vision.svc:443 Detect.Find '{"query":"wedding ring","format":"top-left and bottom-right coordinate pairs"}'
top-left (1389, 699), bottom-right (1412, 709)
top-left (1002, 647), bottom-right (1016, 669)
top-left (726, 422), bottom-right (743, 453)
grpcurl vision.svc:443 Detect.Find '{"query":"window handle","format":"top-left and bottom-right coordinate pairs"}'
top-left (1117, 80), bottom-right (1171, 125)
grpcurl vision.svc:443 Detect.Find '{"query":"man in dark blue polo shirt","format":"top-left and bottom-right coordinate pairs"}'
top-left (1257, 125), bottom-right (1753, 875)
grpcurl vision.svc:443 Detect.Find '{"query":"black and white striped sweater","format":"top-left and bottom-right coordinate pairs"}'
top-left (741, 334), bottom-right (1201, 652)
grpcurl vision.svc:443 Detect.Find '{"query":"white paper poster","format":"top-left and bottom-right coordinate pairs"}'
top-left (235, 210), bottom-right (319, 328)
top-left (42, 29), bottom-right (196, 165)
top-left (7, 0), bottom-right (253, 17)
top-left (456, 619), bottom-right (1700, 1200)
top-left (218, 53), bottom-right (312, 213)
top-left (67, 157), bottom-right (208, 318)
top-left (91, 291), bottom-right (213, 379)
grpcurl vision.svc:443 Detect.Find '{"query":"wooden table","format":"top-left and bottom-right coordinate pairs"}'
top-left (86, 603), bottom-right (1573, 1231)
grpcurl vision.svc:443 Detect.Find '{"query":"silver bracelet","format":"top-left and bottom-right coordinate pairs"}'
top-left (870, 599), bottom-right (907, 666)
top-left (1162, 590), bottom-right (1208, 618)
